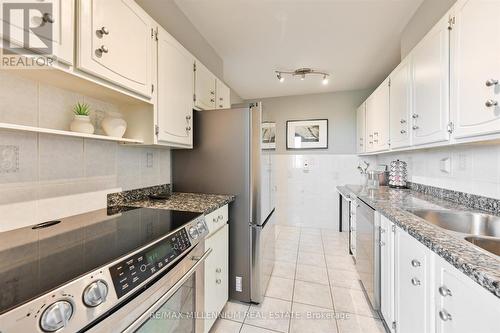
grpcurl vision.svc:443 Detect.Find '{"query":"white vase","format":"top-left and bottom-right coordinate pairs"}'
top-left (70, 115), bottom-right (94, 134)
top-left (101, 111), bottom-right (127, 138)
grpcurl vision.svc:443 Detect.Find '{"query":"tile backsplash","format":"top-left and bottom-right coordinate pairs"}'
top-left (0, 72), bottom-right (171, 231)
top-left (376, 143), bottom-right (500, 200)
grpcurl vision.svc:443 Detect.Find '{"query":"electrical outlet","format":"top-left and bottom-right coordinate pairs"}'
top-left (146, 152), bottom-right (153, 168)
top-left (458, 153), bottom-right (467, 171)
top-left (0, 145), bottom-right (19, 173)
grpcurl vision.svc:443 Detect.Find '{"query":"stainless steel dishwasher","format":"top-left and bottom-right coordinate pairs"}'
top-left (355, 199), bottom-right (380, 312)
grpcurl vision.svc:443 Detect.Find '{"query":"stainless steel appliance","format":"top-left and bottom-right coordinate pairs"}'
top-left (340, 193), bottom-right (350, 232)
top-left (355, 199), bottom-right (380, 312)
top-left (0, 207), bottom-right (210, 333)
top-left (173, 102), bottom-right (275, 303)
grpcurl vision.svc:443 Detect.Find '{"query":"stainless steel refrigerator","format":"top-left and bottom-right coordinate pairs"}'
top-left (172, 102), bottom-right (275, 303)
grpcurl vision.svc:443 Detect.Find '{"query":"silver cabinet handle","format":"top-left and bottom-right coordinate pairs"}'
top-left (374, 132), bottom-right (379, 136)
top-left (400, 119), bottom-right (407, 124)
top-left (486, 79), bottom-right (498, 87)
top-left (42, 13), bottom-right (55, 24)
top-left (210, 98), bottom-right (215, 102)
top-left (411, 259), bottom-right (421, 267)
top-left (439, 310), bottom-right (452, 322)
top-left (216, 268), bottom-right (222, 273)
top-left (186, 126), bottom-right (192, 131)
top-left (218, 215), bottom-right (224, 220)
top-left (380, 227), bottom-right (386, 233)
top-left (412, 114), bottom-right (419, 119)
top-left (99, 26), bottom-right (110, 35)
top-left (216, 279), bottom-right (222, 284)
top-left (97, 45), bottom-right (109, 54)
top-left (379, 241), bottom-right (385, 246)
top-left (411, 277), bottom-right (421, 286)
top-left (210, 91), bottom-right (215, 95)
top-left (369, 141), bottom-right (373, 144)
top-left (374, 139), bottom-right (379, 143)
top-left (219, 105), bottom-right (224, 108)
top-left (400, 130), bottom-right (406, 134)
top-left (438, 286), bottom-right (452, 297)
top-left (485, 99), bottom-right (498, 107)
top-left (369, 134), bottom-right (374, 137)
top-left (412, 125), bottom-right (419, 130)
top-left (186, 115), bottom-right (192, 120)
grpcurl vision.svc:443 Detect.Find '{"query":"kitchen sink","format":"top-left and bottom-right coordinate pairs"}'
top-left (407, 209), bottom-right (500, 238)
top-left (407, 209), bottom-right (500, 256)
top-left (464, 236), bottom-right (500, 256)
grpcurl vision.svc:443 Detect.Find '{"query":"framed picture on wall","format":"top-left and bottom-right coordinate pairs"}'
top-left (286, 119), bottom-right (328, 149)
top-left (261, 122), bottom-right (276, 150)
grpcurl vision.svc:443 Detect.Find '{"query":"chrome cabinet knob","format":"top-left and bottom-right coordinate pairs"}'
top-left (186, 115), bottom-right (192, 120)
top-left (216, 268), bottom-right (222, 273)
top-left (485, 99), bottom-right (498, 107)
top-left (400, 119), bottom-right (406, 124)
top-left (40, 300), bottom-right (73, 332)
top-left (411, 277), bottom-right (421, 286)
top-left (439, 310), bottom-right (452, 321)
top-left (83, 280), bottom-right (108, 307)
top-left (97, 45), bottom-right (109, 54)
top-left (486, 79), bottom-right (498, 87)
top-left (411, 259), bottom-right (421, 267)
top-left (210, 91), bottom-right (215, 95)
top-left (216, 279), bottom-right (222, 284)
top-left (186, 126), bottom-right (192, 131)
top-left (218, 215), bottom-right (224, 220)
top-left (412, 125), bottom-right (419, 130)
top-left (100, 26), bottom-right (110, 35)
top-left (219, 104), bottom-right (223, 108)
top-left (374, 132), bottom-right (379, 136)
top-left (438, 286), bottom-right (452, 297)
top-left (400, 130), bottom-right (406, 134)
top-left (412, 113), bottom-right (419, 119)
top-left (379, 241), bottom-right (385, 246)
top-left (210, 98), bottom-right (215, 102)
top-left (42, 13), bottom-right (55, 24)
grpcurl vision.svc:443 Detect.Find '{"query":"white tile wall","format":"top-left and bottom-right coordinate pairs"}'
top-left (376, 143), bottom-right (500, 199)
top-left (273, 154), bottom-right (362, 230)
top-left (0, 74), bottom-right (172, 231)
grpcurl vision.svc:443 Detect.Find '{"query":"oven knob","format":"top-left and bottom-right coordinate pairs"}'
top-left (83, 280), bottom-right (108, 307)
top-left (40, 300), bottom-right (73, 332)
top-left (188, 226), bottom-right (199, 240)
top-left (196, 221), bottom-right (206, 233)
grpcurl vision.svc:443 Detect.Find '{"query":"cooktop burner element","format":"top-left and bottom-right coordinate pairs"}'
top-left (0, 207), bottom-right (203, 315)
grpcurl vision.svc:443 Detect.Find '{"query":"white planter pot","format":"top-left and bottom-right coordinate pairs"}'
top-left (70, 115), bottom-right (94, 134)
top-left (101, 111), bottom-right (127, 138)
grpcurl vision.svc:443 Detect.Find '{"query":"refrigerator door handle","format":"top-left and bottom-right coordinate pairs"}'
top-left (250, 208), bottom-right (275, 229)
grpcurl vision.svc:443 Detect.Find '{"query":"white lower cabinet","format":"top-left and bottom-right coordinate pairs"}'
top-left (434, 256), bottom-right (500, 333)
top-left (204, 223), bottom-right (229, 333)
top-left (394, 226), bottom-right (433, 333)
top-left (380, 216), bottom-right (395, 332)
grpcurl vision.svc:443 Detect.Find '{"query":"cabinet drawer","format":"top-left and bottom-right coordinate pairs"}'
top-left (205, 205), bottom-right (228, 235)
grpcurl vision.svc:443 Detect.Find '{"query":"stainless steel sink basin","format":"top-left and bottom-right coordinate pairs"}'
top-left (408, 209), bottom-right (500, 238)
top-left (464, 236), bottom-right (500, 256)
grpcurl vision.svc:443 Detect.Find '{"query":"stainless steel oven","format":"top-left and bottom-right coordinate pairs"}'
top-left (355, 199), bottom-right (380, 312)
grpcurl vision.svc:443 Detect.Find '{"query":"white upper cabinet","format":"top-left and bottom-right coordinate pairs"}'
top-left (411, 14), bottom-right (450, 146)
top-left (216, 79), bottom-right (231, 109)
top-left (356, 103), bottom-right (366, 154)
top-left (156, 26), bottom-right (194, 147)
top-left (450, 0), bottom-right (500, 139)
top-left (0, 0), bottom-right (74, 65)
top-left (390, 57), bottom-right (412, 149)
top-left (366, 78), bottom-right (390, 152)
top-left (194, 61), bottom-right (217, 110)
top-left (77, 0), bottom-right (153, 98)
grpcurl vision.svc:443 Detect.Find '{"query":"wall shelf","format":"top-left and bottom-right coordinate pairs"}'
top-left (0, 123), bottom-right (144, 144)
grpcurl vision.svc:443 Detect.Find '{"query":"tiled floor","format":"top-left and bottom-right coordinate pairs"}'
top-left (210, 226), bottom-right (386, 333)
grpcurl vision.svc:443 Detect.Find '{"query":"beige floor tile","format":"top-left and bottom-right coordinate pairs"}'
top-left (325, 254), bottom-right (356, 272)
top-left (276, 248), bottom-right (298, 263)
top-left (273, 261), bottom-right (296, 279)
top-left (297, 251), bottom-right (326, 267)
top-left (293, 280), bottom-right (333, 309)
top-left (240, 324), bottom-right (278, 333)
top-left (300, 227), bottom-right (321, 235)
top-left (244, 297), bottom-right (292, 333)
top-left (209, 318), bottom-right (242, 333)
top-left (300, 234), bottom-right (322, 244)
top-left (220, 300), bottom-right (250, 323)
top-left (290, 302), bottom-right (338, 333)
top-left (298, 242), bottom-right (324, 254)
top-left (276, 239), bottom-right (300, 252)
top-left (295, 264), bottom-right (329, 285)
top-left (331, 287), bottom-right (379, 318)
top-left (328, 269), bottom-right (362, 290)
top-left (266, 276), bottom-right (294, 301)
top-left (323, 246), bottom-right (349, 257)
top-left (337, 313), bottom-right (385, 333)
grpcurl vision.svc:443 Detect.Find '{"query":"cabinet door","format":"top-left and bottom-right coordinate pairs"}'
top-left (216, 80), bottom-right (231, 109)
top-left (411, 14), bottom-right (450, 146)
top-left (77, 0), bottom-right (152, 97)
top-left (356, 103), bottom-right (366, 154)
top-left (204, 224), bottom-right (229, 333)
top-left (156, 26), bottom-right (193, 147)
top-left (390, 57), bottom-right (412, 149)
top-left (365, 96), bottom-right (375, 152)
top-left (434, 256), bottom-right (500, 333)
top-left (0, 0), bottom-right (74, 65)
top-left (194, 61), bottom-right (216, 110)
top-left (367, 79), bottom-right (390, 152)
top-left (395, 228), bottom-right (433, 333)
top-left (380, 216), bottom-right (395, 332)
top-left (450, 0), bottom-right (500, 139)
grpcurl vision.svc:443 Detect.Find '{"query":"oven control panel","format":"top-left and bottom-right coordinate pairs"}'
top-left (109, 228), bottom-right (192, 298)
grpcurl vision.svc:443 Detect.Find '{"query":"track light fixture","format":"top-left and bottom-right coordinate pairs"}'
top-left (275, 68), bottom-right (330, 84)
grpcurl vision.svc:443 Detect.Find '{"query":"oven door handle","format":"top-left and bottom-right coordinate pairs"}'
top-left (122, 248), bottom-right (212, 333)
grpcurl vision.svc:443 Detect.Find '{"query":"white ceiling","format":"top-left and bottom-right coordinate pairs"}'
top-left (175, 0), bottom-right (424, 99)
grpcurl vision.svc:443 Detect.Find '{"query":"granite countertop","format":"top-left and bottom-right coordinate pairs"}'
top-left (126, 192), bottom-right (235, 215)
top-left (337, 185), bottom-right (500, 298)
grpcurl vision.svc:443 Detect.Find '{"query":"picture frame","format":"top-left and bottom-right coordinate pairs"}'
top-left (261, 122), bottom-right (276, 150)
top-left (286, 119), bottom-right (328, 150)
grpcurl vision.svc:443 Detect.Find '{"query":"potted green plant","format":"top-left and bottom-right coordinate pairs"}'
top-left (70, 102), bottom-right (94, 134)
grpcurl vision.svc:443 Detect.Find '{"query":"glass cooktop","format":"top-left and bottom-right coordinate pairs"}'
top-left (0, 207), bottom-right (202, 315)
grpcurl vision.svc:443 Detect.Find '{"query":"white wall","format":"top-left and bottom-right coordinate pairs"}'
top-left (0, 72), bottom-right (171, 231)
top-left (400, 0), bottom-right (457, 58)
top-left (376, 143), bottom-right (500, 199)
